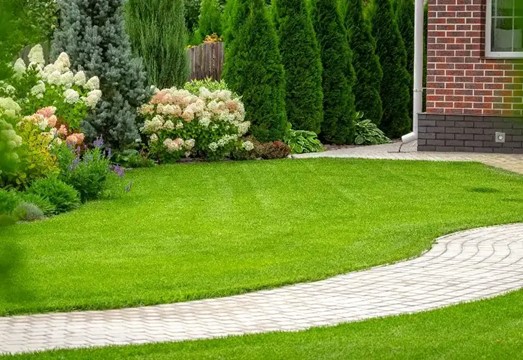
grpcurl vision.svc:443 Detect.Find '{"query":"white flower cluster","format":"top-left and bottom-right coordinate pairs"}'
top-left (163, 137), bottom-right (195, 153)
top-left (12, 45), bottom-right (102, 108)
top-left (0, 97), bottom-right (22, 118)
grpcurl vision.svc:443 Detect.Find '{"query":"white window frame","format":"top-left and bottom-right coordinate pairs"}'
top-left (485, 0), bottom-right (523, 58)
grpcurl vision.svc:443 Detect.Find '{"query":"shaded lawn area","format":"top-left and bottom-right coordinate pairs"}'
top-left (6, 289), bottom-right (523, 359)
top-left (1, 159), bottom-right (522, 316)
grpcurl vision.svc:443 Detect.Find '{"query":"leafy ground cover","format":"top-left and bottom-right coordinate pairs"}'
top-left (2, 159), bottom-right (523, 316)
top-left (6, 289), bottom-right (523, 359)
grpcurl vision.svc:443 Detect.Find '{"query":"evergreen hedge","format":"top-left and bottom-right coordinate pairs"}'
top-left (312, 0), bottom-right (356, 144)
top-left (273, 0), bottom-right (323, 133)
top-left (198, 0), bottom-right (222, 38)
top-left (396, 0), bottom-right (415, 119)
top-left (371, 0), bottom-right (411, 138)
top-left (53, 0), bottom-right (149, 150)
top-left (344, 0), bottom-right (383, 125)
top-left (223, 0), bottom-right (287, 142)
top-left (126, 0), bottom-right (189, 88)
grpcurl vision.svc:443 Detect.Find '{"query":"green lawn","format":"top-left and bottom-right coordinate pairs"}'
top-left (6, 289), bottom-right (523, 359)
top-left (1, 159), bottom-right (523, 316)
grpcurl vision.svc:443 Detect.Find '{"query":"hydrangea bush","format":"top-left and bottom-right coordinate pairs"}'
top-left (2, 45), bottom-right (102, 131)
top-left (140, 87), bottom-right (253, 161)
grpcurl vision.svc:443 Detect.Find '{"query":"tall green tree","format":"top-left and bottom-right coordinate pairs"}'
top-left (198, 0), bottom-right (223, 37)
top-left (343, 0), bottom-right (383, 125)
top-left (223, 0), bottom-right (287, 141)
top-left (312, 0), bottom-right (356, 144)
top-left (126, 0), bottom-right (189, 88)
top-left (53, 0), bottom-right (149, 150)
top-left (371, 0), bottom-right (411, 138)
top-left (273, 0), bottom-right (323, 133)
top-left (396, 0), bottom-right (415, 118)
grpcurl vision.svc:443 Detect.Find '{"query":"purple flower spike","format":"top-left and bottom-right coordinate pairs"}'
top-left (112, 164), bottom-right (125, 178)
top-left (93, 136), bottom-right (104, 149)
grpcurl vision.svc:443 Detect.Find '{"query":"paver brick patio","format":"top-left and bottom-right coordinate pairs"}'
top-left (1, 223), bottom-right (522, 355)
top-left (293, 141), bottom-right (523, 174)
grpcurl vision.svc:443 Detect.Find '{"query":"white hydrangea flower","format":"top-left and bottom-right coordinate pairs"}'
top-left (63, 89), bottom-right (80, 104)
top-left (84, 89), bottom-right (102, 108)
top-left (60, 71), bottom-right (75, 87)
top-left (30, 81), bottom-right (46, 96)
top-left (85, 76), bottom-right (100, 90)
top-left (150, 134), bottom-right (158, 143)
top-left (176, 122), bottom-right (184, 129)
top-left (208, 142), bottom-right (218, 152)
top-left (47, 70), bottom-right (62, 85)
top-left (163, 120), bottom-right (175, 130)
top-left (184, 139), bottom-right (195, 150)
top-left (238, 121), bottom-right (250, 135)
top-left (0, 97), bottom-right (21, 117)
top-left (54, 52), bottom-right (71, 71)
top-left (242, 141), bottom-right (254, 151)
top-left (198, 117), bottom-right (211, 127)
top-left (74, 71), bottom-right (87, 86)
top-left (28, 45), bottom-right (45, 65)
top-left (13, 59), bottom-right (26, 76)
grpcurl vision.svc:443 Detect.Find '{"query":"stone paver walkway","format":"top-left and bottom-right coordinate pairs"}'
top-left (1, 223), bottom-right (522, 355)
top-left (293, 141), bottom-right (523, 174)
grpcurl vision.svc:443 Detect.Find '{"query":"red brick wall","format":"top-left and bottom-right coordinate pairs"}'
top-left (426, 0), bottom-right (523, 116)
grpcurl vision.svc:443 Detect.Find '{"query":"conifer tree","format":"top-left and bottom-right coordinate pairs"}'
top-left (273, 0), bottom-right (323, 133)
top-left (126, 0), bottom-right (189, 89)
top-left (197, 0), bottom-right (223, 37)
top-left (53, 0), bottom-right (149, 150)
top-left (344, 0), bottom-right (383, 125)
top-left (371, 0), bottom-right (411, 138)
top-left (396, 0), bottom-right (415, 118)
top-left (312, 0), bottom-right (356, 144)
top-left (223, 0), bottom-right (287, 141)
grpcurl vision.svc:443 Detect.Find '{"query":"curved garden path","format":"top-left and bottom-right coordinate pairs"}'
top-left (1, 223), bottom-right (522, 355)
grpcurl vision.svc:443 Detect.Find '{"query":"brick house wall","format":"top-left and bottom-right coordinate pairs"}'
top-left (419, 0), bottom-right (523, 153)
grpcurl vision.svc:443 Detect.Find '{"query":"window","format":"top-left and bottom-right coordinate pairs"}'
top-left (486, 0), bottom-right (523, 58)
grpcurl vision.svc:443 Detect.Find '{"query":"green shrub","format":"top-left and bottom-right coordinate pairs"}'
top-left (112, 149), bottom-right (155, 168)
top-left (354, 112), bottom-right (391, 145)
top-left (60, 148), bottom-right (111, 203)
top-left (184, 79), bottom-right (230, 94)
top-left (27, 177), bottom-right (80, 214)
top-left (284, 129), bottom-right (324, 154)
top-left (19, 193), bottom-right (55, 216)
top-left (396, 0), bottom-right (415, 120)
top-left (343, 0), bottom-right (383, 125)
top-left (197, 0), bottom-right (223, 38)
top-left (13, 202), bottom-right (45, 222)
top-left (312, 0), bottom-right (356, 144)
top-left (273, 0), bottom-right (324, 134)
top-left (223, 0), bottom-right (288, 142)
top-left (126, 0), bottom-right (189, 88)
top-left (0, 189), bottom-right (21, 215)
top-left (371, 0), bottom-right (411, 138)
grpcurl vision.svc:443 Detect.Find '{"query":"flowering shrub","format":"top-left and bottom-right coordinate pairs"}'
top-left (1, 45), bottom-right (102, 131)
top-left (140, 87), bottom-right (253, 161)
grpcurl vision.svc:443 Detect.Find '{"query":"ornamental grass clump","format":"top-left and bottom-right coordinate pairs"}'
top-left (140, 87), bottom-right (253, 161)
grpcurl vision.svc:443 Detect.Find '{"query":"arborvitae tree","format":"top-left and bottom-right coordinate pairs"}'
top-left (223, 0), bottom-right (287, 141)
top-left (197, 0), bottom-right (223, 37)
top-left (53, 0), bottom-right (149, 150)
top-left (371, 0), bottom-right (411, 138)
top-left (396, 0), bottom-right (415, 118)
top-left (126, 0), bottom-right (189, 89)
top-left (312, 0), bottom-right (356, 144)
top-left (273, 0), bottom-right (323, 133)
top-left (344, 0), bottom-right (383, 125)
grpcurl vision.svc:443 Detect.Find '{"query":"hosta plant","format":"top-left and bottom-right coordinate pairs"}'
top-left (140, 87), bottom-right (253, 161)
top-left (284, 128), bottom-right (324, 154)
top-left (354, 112), bottom-right (391, 145)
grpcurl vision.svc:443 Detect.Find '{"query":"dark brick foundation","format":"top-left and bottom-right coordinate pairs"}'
top-left (418, 114), bottom-right (523, 154)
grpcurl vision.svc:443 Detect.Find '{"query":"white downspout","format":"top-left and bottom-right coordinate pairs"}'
top-left (402, 0), bottom-right (425, 144)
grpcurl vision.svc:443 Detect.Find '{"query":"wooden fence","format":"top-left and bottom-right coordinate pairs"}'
top-left (187, 42), bottom-right (224, 81)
